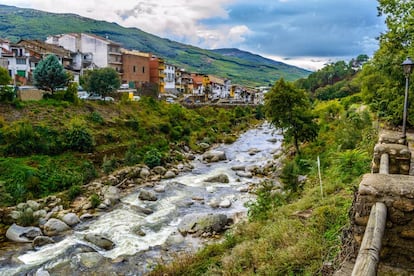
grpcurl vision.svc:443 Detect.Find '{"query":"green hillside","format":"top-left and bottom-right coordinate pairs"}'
top-left (0, 4), bottom-right (310, 86)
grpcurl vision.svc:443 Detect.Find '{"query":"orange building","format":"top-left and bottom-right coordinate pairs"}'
top-left (121, 50), bottom-right (150, 88)
top-left (149, 55), bottom-right (165, 93)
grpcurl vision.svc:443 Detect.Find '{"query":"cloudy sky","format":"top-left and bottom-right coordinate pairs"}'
top-left (1, 0), bottom-right (386, 70)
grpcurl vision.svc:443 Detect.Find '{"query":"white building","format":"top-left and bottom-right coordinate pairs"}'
top-left (164, 63), bottom-right (176, 93)
top-left (0, 40), bottom-right (31, 83)
top-left (46, 33), bottom-right (122, 73)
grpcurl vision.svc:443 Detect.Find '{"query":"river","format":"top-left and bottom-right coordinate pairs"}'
top-left (0, 123), bottom-right (282, 276)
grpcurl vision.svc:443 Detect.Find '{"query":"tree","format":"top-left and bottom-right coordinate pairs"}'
top-left (0, 67), bottom-right (14, 102)
top-left (33, 54), bottom-right (68, 94)
top-left (84, 68), bottom-right (120, 99)
top-left (264, 78), bottom-right (318, 154)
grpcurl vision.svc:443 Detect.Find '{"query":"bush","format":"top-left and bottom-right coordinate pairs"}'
top-left (65, 120), bottom-right (94, 152)
top-left (102, 154), bottom-right (118, 174)
top-left (143, 148), bottom-right (162, 168)
top-left (68, 185), bottom-right (82, 201)
top-left (90, 194), bottom-right (101, 208)
top-left (88, 111), bottom-right (104, 124)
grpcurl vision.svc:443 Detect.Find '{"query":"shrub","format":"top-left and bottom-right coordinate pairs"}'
top-left (90, 194), bottom-right (101, 208)
top-left (125, 144), bottom-right (142, 165)
top-left (102, 154), bottom-right (118, 174)
top-left (88, 111), bottom-right (104, 124)
top-left (68, 185), bottom-right (82, 201)
top-left (143, 148), bottom-right (162, 168)
top-left (65, 120), bottom-right (94, 152)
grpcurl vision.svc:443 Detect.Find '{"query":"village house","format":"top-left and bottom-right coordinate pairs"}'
top-left (175, 68), bottom-right (193, 94)
top-left (121, 49), bottom-right (150, 88)
top-left (46, 33), bottom-right (122, 74)
top-left (149, 55), bottom-right (165, 94)
top-left (0, 39), bottom-right (31, 84)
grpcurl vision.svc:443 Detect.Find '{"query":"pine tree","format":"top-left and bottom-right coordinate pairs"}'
top-left (33, 54), bottom-right (68, 94)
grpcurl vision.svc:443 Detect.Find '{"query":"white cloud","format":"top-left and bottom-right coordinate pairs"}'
top-left (264, 55), bottom-right (330, 71)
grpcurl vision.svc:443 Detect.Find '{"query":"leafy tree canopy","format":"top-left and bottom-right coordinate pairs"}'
top-left (84, 67), bottom-right (120, 99)
top-left (0, 66), bottom-right (11, 85)
top-left (264, 78), bottom-right (318, 154)
top-left (33, 54), bottom-right (68, 94)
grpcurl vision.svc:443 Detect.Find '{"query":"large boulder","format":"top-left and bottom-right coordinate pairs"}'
top-left (152, 166), bottom-right (167, 175)
top-left (202, 150), bottom-right (227, 163)
top-left (78, 252), bottom-right (105, 268)
top-left (102, 185), bottom-right (121, 204)
top-left (178, 213), bottom-right (228, 236)
top-left (6, 224), bottom-right (42, 243)
top-left (84, 233), bottom-right (115, 250)
top-left (163, 170), bottom-right (176, 179)
top-left (43, 218), bottom-right (71, 236)
top-left (138, 190), bottom-right (158, 201)
top-left (204, 173), bottom-right (229, 183)
top-left (61, 213), bottom-right (80, 226)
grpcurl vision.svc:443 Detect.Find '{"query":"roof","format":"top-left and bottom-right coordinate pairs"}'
top-left (121, 48), bottom-right (150, 57)
top-left (17, 39), bottom-right (73, 58)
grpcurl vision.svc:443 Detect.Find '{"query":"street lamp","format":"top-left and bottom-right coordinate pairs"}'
top-left (401, 57), bottom-right (414, 140)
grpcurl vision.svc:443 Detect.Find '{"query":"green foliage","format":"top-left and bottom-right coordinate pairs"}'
top-left (68, 185), bottom-right (82, 201)
top-left (279, 159), bottom-right (302, 193)
top-left (0, 66), bottom-right (11, 85)
top-left (143, 148), bottom-right (162, 168)
top-left (65, 120), bottom-right (94, 152)
top-left (264, 78), bottom-right (318, 154)
top-left (102, 154), bottom-right (118, 174)
top-left (83, 68), bottom-right (120, 98)
top-left (247, 181), bottom-right (285, 221)
top-left (90, 193), bottom-right (101, 208)
top-left (0, 85), bottom-right (16, 102)
top-left (33, 54), bottom-right (68, 94)
top-left (87, 111), bottom-right (104, 124)
top-left (124, 143), bottom-right (142, 165)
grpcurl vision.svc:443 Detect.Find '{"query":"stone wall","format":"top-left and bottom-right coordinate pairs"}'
top-left (372, 143), bottom-right (411, 175)
top-left (350, 173), bottom-right (414, 268)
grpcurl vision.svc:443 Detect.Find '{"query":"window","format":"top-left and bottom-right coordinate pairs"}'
top-left (133, 66), bottom-right (136, 73)
top-left (142, 66), bottom-right (145, 73)
top-left (16, 58), bottom-right (26, 64)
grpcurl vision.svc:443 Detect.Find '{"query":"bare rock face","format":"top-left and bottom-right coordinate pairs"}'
top-left (43, 218), bottom-right (70, 236)
top-left (6, 223), bottom-right (43, 243)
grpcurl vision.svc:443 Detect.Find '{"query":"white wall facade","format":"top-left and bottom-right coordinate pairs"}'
top-left (164, 64), bottom-right (175, 91)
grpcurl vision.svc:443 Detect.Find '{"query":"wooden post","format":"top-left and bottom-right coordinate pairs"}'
top-left (352, 202), bottom-right (387, 276)
top-left (379, 153), bottom-right (389, 174)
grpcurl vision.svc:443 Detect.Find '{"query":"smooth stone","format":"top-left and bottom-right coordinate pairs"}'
top-left (206, 186), bottom-right (217, 193)
top-left (35, 268), bottom-right (50, 276)
top-left (61, 213), bottom-right (80, 226)
top-left (84, 234), bottom-right (115, 250)
top-left (26, 200), bottom-right (40, 211)
top-left (6, 224), bottom-right (43, 243)
top-left (78, 252), bottom-right (104, 268)
top-left (43, 218), bottom-right (71, 236)
top-left (138, 190), bottom-right (158, 201)
top-left (154, 185), bottom-right (166, 193)
top-left (178, 213), bottom-right (228, 236)
top-left (33, 236), bottom-right (55, 248)
top-left (204, 173), bottom-right (229, 183)
top-left (140, 168), bottom-right (151, 178)
top-left (163, 170), bottom-right (176, 179)
top-left (219, 199), bottom-right (232, 208)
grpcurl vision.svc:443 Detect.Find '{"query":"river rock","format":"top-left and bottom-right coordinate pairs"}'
top-left (84, 234), bottom-right (115, 250)
top-left (132, 226), bottom-right (146, 236)
top-left (138, 190), bottom-right (158, 201)
top-left (248, 148), bottom-right (261, 155)
top-left (231, 165), bottom-right (246, 171)
top-left (202, 150), bottom-right (227, 163)
top-left (33, 236), bottom-right (55, 248)
top-left (219, 199), bottom-right (232, 208)
top-left (152, 166), bottom-right (167, 175)
top-left (178, 213), bottom-right (228, 236)
top-left (237, 186), bottom-right (249, 193)
top-left (43, 218), bottom-right (71, 236)
top-left (198, 142), bottom-right (210, 149)
top-left (78, 252), bottom-right (104, 268)
top-left (267, 137), bottom-right (278, 143)
top-left (236, 171), bottom-right (253, 178)
top-left (204, 173), bottom-right (229, 183)
top-left (129, 204), bottom-right (154, 215)
top-left (163, 170), bottom-right (176, 179)
top-left (33, 209), bottom-right (47, 219)
top-left (154, 185), bottom-right (166, 193)
top-left (26, 200), bottom-right (40, 211)
top-left (6, 224), bottom-right (42, 242)
top-left (80, 213), bottom-right (94, 220)
top-left (102, 186), bottom-right (121, 204)
top-left (10, 210), bottom-right (22, 220)
top-left (208, 198), bottom-right (220, 208)
top-left (61, 213), bottom-right (80, 226)
top-left (140, 168), bottom-right (151, 178)
top-left (35, 268), bottom-right (50, 276)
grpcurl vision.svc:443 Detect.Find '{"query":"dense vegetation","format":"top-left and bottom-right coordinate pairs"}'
top-left (0, 4), bottom-right (309, 87)
top-left (0, 98), bottom-right (263, 206)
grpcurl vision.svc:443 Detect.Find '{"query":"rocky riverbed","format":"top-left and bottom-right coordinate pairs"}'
top-left (0, 123), bottom-right (283, 276)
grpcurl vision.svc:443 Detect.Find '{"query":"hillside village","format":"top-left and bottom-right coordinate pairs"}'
top-left (0, 33), bottom-right (267, 104)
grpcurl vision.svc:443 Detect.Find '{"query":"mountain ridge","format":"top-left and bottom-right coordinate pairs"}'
top-left (0, 4), bottom-right (310, 86)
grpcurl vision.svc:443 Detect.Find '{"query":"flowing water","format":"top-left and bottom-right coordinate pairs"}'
top-left (0, 123), bottom-right (282, 275)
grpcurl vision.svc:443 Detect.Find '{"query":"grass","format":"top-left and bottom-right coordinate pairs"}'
top-left (149, 97), bottom-right (376, 275)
